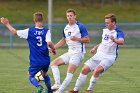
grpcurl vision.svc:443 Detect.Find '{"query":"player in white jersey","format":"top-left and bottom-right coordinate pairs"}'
top-left (68, 13), bottom-right (125, 93)
top-left (51, 9), bottom-right (90, 93)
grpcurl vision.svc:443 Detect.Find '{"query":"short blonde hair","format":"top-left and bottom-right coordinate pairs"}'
top-left (66, 9), bottom-right (76, 15)
top-left (105, 13), bottom-right (116, 23)
top-left (33, 12), bottom-right (44, 22)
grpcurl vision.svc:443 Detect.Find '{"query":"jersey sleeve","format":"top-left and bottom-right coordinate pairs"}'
top-left (116, 28), bottom-right (124, 38)
top-left (62, 24), bottom-right (67, 38)
top-left (79, 24), bottom-right (88, 37)
top-left (62, 29), bottom-right (66, 38)
top-left (17, 28), bottom-right (29, 39)
top-left (45, 30), bottom-right (51, 42)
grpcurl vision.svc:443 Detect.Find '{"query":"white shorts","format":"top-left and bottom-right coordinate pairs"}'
top-left (60, 52), bottom-right (84, 67)
top-left (85, 52), bottom-right (116, 72)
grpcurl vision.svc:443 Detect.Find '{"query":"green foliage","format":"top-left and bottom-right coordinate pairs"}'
top-left (0, 1), bottom-right (140, 23)
top-left (0, 48), bottom-right (140, 93)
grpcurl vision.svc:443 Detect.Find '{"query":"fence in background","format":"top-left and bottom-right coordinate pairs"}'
top-left (0, 23), bottom-right (140, 48)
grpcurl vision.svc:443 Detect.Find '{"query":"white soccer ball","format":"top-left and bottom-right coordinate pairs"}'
top-left (35, 71), bottom-right (44, 81)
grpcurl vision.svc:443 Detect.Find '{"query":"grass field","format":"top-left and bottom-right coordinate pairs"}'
top-left (0, 47), bottom-right (140, 93)
top-left (0, 1), bottom-right (140, 92)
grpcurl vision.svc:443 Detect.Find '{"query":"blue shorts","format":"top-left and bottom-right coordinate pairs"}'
top-left (28, 64), bottom-right (50, 77)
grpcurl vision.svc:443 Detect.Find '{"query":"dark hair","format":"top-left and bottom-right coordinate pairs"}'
top-left (33, 12), bottom-right (44, 22)
top-left (66, 9), bottom-right (76, 15)
top-left (105, 13), bottom-right (116, 23)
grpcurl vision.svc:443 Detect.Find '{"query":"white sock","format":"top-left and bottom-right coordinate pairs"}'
top-left (87, 76), bottom-right (98, 90)
top-left (59, 73), bottom-right (73, 91)
top-left (51, 66), bottom-right (61, 84)
top-left (73, 73), bottom-right (87, 91)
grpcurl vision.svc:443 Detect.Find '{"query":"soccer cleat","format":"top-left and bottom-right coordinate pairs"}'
top-left (68, 90), bottom-right (78, 93)
top-left (85, 90), bottom-right (92, 93)
top-left (51, 84), bottom-right (61, 91)
top-left (37, 85), bottom-right (43, 93)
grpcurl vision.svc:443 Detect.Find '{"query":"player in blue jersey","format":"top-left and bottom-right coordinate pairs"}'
top-left (68, 13), bottom-right (125, 93)
top-left (50, 9), bottom-right (90, 93)
top-left (1, 12), bottom-right (56, 93)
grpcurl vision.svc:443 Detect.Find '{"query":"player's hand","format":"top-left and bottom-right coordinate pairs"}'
top-left (52, 49), bottom-right (56, 55)
top-left (0, 17), bottom-right (9, 25)
top-left (90, 48), bottom-right (96, 54)
top-left (70, 36), bottom-right (77, 41)
top-left (49, 48), bottom-right (56, 55)
top-left (110, 35), bottom-right (115, 42)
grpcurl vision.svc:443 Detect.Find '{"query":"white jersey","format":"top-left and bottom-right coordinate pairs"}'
top-left (97, 28), bottom-right (124, 57)
top-left (63, 21), bottom-right (88, 53)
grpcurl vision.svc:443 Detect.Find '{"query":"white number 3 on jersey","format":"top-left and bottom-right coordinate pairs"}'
top-left (36, 36), bottom-right (42, 46)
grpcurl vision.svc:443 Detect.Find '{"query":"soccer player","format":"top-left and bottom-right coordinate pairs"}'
top-left (50, 9), bottom-right (90, 93)
top-left (68, 13), bottom-right (125, 93)
top-left (0, 12), bottom-right (56, 93)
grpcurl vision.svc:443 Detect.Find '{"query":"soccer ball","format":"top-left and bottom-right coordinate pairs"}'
top-left (35, 71), bottom-right (44, 81)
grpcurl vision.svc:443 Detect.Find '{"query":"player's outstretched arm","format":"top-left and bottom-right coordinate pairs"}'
top-left (54, 38), bottom-right (66, 49)
top-left (90, 44), bottom-right (99, 54)
top-left (47, 41), bottom-right (56, 55)
top-left (0, 17), bottom-right (17, 36)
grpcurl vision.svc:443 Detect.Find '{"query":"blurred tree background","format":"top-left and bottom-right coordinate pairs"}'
top-left (0, 0), bottom-right (140, 23)
top-left (0, 0), bottom-right (140, 47)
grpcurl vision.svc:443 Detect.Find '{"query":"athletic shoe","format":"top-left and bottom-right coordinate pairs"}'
top-left (51, 84), bottom-right (60, 91)
top-left (68, 90), bottom-right (78, 93)
top-left (85, 90), bottom-right (92, 93)
top-left (37, 85), bottom-right (43, 93)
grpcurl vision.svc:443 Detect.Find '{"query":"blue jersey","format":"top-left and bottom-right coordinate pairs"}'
top-left (17, 27), bottom-right (51, 67)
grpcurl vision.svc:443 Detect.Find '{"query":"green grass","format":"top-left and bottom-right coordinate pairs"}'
top-left (0, 48), bottom-right (140, 93)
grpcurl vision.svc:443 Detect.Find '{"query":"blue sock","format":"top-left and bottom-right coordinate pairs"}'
top-left (29, 76), bottom-right (40, 87)
top-left (44, 75), bottom-right (52, 92)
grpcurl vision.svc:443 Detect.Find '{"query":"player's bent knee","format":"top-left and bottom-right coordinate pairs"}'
top-left (81, 66), bottom-right (90, 75)
top-left (50, 61), bottom-right (58, 66)
top-left (50, 59), bottom-right (59, 66)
